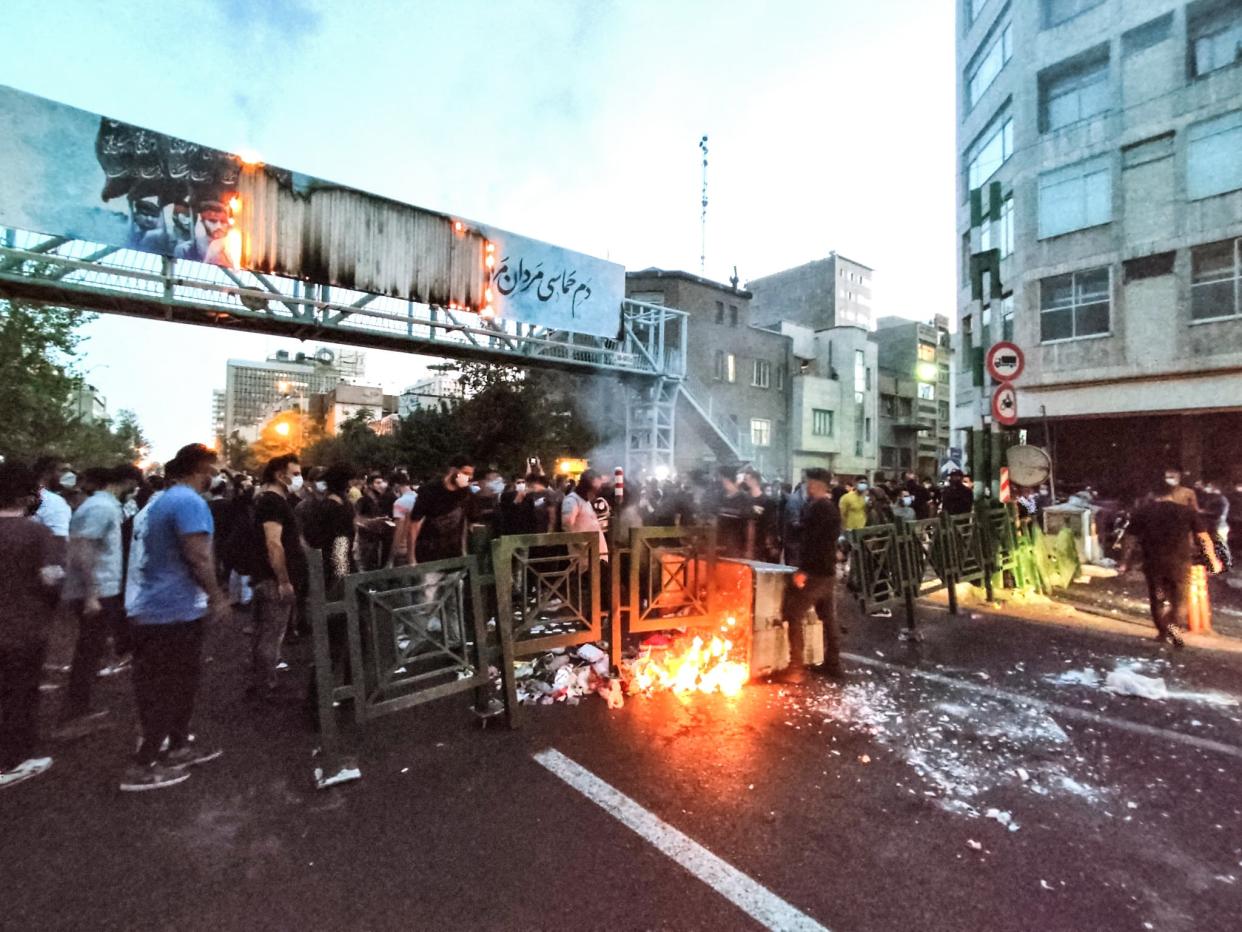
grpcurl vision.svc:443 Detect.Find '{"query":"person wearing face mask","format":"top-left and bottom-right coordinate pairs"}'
top-left (1163, 467), bottom-right (1199, 512)
top-left (123, 443), bottom-right (227, 791)
top-left (246, 454), bottom-right (308, 701)
top-left (387, 472), bottom-right (418, 566)
top-left (58, 464), bottom-right (86, 511)
top-left (940, 470), bottom-right (975, 516)
top-left (714, 465), bottom-right (752, 559)
top-left (892, 490), bottom-right (917, 523)
top-left (54, 464), bottom-right (144, 740)
top-left (471, 469), bottom-right (505, 535)
top-left (838, 479), bottom-right (869, 533)
top-left (406, 458), bottom-right (475, 566)
top-left (31, 457), bottom-right (71, 558)
top-left (499, 474), bottom-right (536, 537)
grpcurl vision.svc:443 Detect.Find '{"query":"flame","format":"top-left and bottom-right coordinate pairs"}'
top-left (228, 196), bottom-right (242, 215)
top-left (224, 229), bottom-right (243, 269)
top-left (623, 619), bottom-right (748, 698)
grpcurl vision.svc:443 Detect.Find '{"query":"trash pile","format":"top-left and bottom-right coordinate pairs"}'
top-left (514, 643), bottom-right (617, 707)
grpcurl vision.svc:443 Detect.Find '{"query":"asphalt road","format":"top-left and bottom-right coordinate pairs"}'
top-left (5, 598), bottom-right (1242, 931)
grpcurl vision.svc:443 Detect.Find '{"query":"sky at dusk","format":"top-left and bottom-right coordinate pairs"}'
top-left (2, 0), bottom-right (955, 460)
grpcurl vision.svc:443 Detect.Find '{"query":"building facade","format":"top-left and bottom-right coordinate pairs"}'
top-left (69, 381), bottom-right (107, 424)
top-left (871, 315), bottom-right (953, 477)
top-left (626, 269), bottom-right (792, 479)
top-left (222, 346), bottom-right (364, 439)
top-left (399, 372), bottom-right (462, 416)
top-left (749, 252), bottom-right (875, 332)
top-left (956, 0), bottom-right (1242, 493)
top-left (211, 389), bottom-right (225, 444)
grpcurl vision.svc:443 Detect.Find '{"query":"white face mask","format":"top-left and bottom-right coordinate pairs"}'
top-left (514, 482), bottom-right (526, 494)
top-left (59, 472), bottom-right (77, 489)
top-left (488, 479), bottom-right (505, 495)
top-left (856, 483), bottom-right (869, 493)
top-left (901, 496), bottom-right (913, 506)
top-left (1164, 477), bottom-right (1179, 487)
top-left (454, 472), bottom-right (470, 489)
top-left (288, 474), bottom-right (304, 493)
top-left (314, 480), bottom-right (328, 494)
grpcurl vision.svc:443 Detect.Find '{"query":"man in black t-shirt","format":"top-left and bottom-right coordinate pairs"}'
top-left (249, 454), bottom-right (307, 699)
top-left (1120, 477), bottom-right (1222, 647)
top-left (715, 465), bottom-right (752, 559)
top-left (407, 459), bottom-right (475, 564)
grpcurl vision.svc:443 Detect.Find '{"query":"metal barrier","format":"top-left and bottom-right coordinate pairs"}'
top-left (307, 549), bottom-right (519, 789)
top-left (847, 504), bottom-right (1029, 633)
top-left (491, 531), bottom-right (602, 658)
top-left (609, 525), bottom-right (716, 666)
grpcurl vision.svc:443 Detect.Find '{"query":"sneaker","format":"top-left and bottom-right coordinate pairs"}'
top-left (38, 682), bottom-right (63, 692)
top-left (162, 737), bottom-right (223, 769)
top-left (119, 761), bottom-right (191, 792)
top-left (0, 757), bottom-right (53, 789)
top-left (1167, 625), bottom-right (1185, 649)
top-left (97, 656), bottom-right (133, 677)
top-left (276, 660), bottom-right (290, 672)
top-left (51, 710), bottom-right (113, 741)
top-left (870, 608), bottom-right (894, 618)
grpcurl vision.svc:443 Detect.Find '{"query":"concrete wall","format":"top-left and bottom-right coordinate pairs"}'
top-left (749, 253), bottom-right (875, 332)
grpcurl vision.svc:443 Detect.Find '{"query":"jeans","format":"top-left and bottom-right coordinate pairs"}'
top-left (783, 573), bottom-right (841, 670)
top-left (131, 620), bottom-right (204, 765)
top-left (251, 580), bottom-right (293, 693)
top-left (1144, 561), bottom-right (1190, 637)
top-left (0, 638), bottom-right (48, 770)
top-left (63, 595), bottom-right (127, 720)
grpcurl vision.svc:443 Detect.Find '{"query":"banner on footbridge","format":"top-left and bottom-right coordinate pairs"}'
top-left (0, 84), bottom-right (624, 339)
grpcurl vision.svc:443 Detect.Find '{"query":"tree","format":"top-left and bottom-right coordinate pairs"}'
top-left (0, 299), bottom-right (150, 465)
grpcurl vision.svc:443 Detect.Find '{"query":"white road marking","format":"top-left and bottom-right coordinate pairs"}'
top-left (841, 653), bottom-right (1242, 761)
top-left (533, 748), bottom-right (830, 932)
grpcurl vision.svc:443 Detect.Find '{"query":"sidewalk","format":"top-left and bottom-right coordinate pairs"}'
top-left (1062, 566), bottom-right (1242, 640)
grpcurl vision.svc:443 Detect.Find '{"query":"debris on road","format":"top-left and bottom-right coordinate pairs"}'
top-left (1104, 669), bottom-right (1168, 701)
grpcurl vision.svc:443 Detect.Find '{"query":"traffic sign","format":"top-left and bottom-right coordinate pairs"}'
top-left (991, 381), bottom-right (1019, 426)
top-left (986, 341), bottom-right (1025, 383)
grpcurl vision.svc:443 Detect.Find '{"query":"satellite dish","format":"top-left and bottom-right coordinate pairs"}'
top-left (1006, 444), bottom-right (1051, 486)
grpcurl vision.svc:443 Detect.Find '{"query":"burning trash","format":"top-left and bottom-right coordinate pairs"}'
top-left (620, 617), bottom-right (749, 698)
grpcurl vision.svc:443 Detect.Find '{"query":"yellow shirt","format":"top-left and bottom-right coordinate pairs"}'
top-left (839, 490), bottom-right (868, 531)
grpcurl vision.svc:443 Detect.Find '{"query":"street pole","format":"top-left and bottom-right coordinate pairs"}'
top-left (1040, 404), bottom-right (1057, 503)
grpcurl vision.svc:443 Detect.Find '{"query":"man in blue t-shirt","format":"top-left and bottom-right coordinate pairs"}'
top-left (122, 444), bottom-right (227, 793)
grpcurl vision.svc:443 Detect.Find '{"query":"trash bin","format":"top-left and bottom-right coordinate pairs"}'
top-left (715, 559), bottom-right (820, 678)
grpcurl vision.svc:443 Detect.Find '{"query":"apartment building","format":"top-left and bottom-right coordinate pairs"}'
top-left (749, 252), bottom-right (875, 332)
top-left (871, 316), bottom-right (953, 477)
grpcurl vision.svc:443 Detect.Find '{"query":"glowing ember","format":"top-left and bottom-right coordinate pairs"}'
top-left (623, 617), bottom-right (748, 698)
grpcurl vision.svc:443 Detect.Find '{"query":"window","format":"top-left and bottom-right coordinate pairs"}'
top-left (898, 398), bottom-right (914, 418)
top-left (729, 304), bottom-right (739, 327)
top-left (1043, 0), bottom-right (1103, 29)
top-left (714, 351), bottom-right (737, 382)
top-left (1123, 13), bottom-right (1172, 56)
top-left (714, 350), bottom-right (725, 380)
top-left (812, 409), bottom-right (834, 436)
top-left (917, 343), bottom-right (936, 362)
top-left (1122, 133), bottom-right (1174, 170)
top-left (1191, 238), bottom-right (1241, 321)
top-left (750, 418), bottom-right (771, 448)
top-left (898, 448), bottom-right (914, 469)
top-left (938, 402), bottom-right (950, 421)
top-left (962, 314), bottom-right (973, 353)
top-left (1001, 293), bottom-right (1015, 340)
top-left (881, 445), bottom-right (897, 469)
top-left (1040, 266), bottom-right (1110, 341)
top-left (881, 394), bottom-right (897, 417)
top-left (967, 22), bottom-right (1013, 109)
top-left (1038, 155), bottom-right (1111, 238)
top-left (715, 301), bottom-right (725, 324)
top-left (969, 0), bottom-right (990, 27)
top-left (865, 367), bottom-right (872, 391)
top-left (966, 114), bottom-right (1014, 191)
top-left (751, 359), bottom-right (772, 388)
top-left (854, 349), bottom-right (867, 392)
top-left (1000, 194), bottom-right (1014, 257)
top-left (864, 417), bottom-right (872, 442)
top-left (1191, 4), bottom-right (1242, 77)
top-left (938, 363), bottom-right (950, 384)
top-left (1187, 110), bottom-right (1242, 200)
top-left (775, 366), bottom-right (784, 390)
top-left (917, 383), bottom-right (936, 401)
top-left (1040, 55), bottom-right (1109, 132)
top-left (630, 290), bottom-right (665, 305)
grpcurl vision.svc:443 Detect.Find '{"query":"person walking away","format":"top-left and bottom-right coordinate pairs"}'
top-left (245, 455), bottom-right (307, 701)
top-left (838, 480), bottom-right (869, 533)
top-left (123, 444), bottom-right (227, 791)
top-left (54, 464), bottom-right (142, 740)
top-left (0, 464), bottom-right (64, 789)
top-left (940, 469), bottom-right (974, 516)
top-left (773, 468), bottom-right (843, 684)
top-left (1119, 476), bottom-right (1223, 647)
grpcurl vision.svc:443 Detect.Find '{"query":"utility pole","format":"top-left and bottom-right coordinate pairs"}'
top-left (699, 135), bottom-right (709, 274)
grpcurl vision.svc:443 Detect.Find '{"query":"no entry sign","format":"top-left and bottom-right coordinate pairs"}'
top-left (986, 341), bottom-right (1025, 382)
top-left (991, 382), bottom-right (1019, 426)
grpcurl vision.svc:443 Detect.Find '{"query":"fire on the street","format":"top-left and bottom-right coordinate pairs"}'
top-left (622, 616), bottom-right (749, 698)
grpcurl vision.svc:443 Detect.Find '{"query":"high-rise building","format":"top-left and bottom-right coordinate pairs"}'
top-left (69, 381), bottom-right (107, 424)
top-left (749, 252), bottom-right (875, 332)
top-left (222, 346), bottom-right (365, 439)
top-left (211, 389), bottom-right (225, 443)
top-left (956, 0), bottom-right (1242, 492)
top-left (871, 316), bottom-right (953, 478)
top-left (399, 373), bottom-right (462, 415)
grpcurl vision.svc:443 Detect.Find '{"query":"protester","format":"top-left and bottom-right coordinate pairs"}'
top-left (0, 464), bottom-right (64, 789)
top-left (563, 469), bottom-right (608, 558)
top-left (866, 486), bottom-right (894, 526)
top-left (838, 479), bottom-right (868, 532)
top-left (715, 465), bottom-right (752, 559)
top-left (903, 471), bottom-right (931, 519)
top-left (526, 473), bottom-right (561, 535)
top-left (300, 464), bottom-right (358, 597)
top-left (124, 443), bottom-right (226, 791)
top-left (774, 467), bottom-right (843, 684)
top-left (31, 456), bottom-right (71, 556)
top-left (498, 474), bottom-right (535, 537)
top-left (354, 473), bottom-right (392, 572)
top-left (892, 488), bottom-right (917, 523)
top-left (54, 464), bottom-right (142, 740)
top-left (940, 469), bottom-right (974, 515)
top-left (388, 472), bottom-right (418, 565)
top-left (406, 458), bottom-right (474, 564)
top-left (740, 468), bottom-right (781, 563)
top-left (1163, 467), bottom-right (1198, 511)
top-left (1119, 475), bottom-right (1223, 648)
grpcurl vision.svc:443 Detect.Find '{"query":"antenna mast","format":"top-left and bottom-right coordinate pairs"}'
top-left (698, 135), bottom-right (709, 274)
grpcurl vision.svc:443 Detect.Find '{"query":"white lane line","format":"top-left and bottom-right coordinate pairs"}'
top-left (533, 748), bottom-right (830, 932)
top-left (841, 652), bottom-right (1242, 761)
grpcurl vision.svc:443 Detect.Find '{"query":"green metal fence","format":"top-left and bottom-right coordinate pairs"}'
top-left (491, 531), bottom-right (603, 657)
